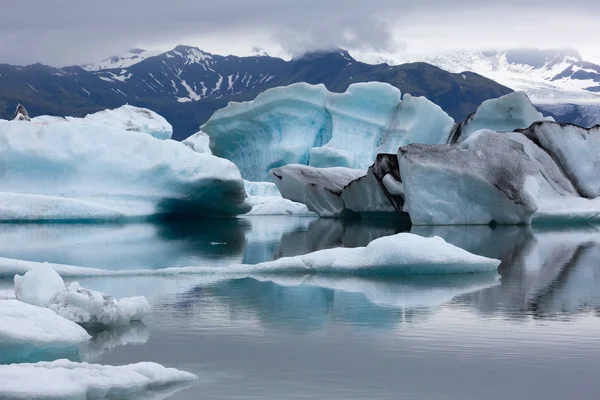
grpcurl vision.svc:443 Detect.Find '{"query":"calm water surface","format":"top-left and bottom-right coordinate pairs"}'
top-left (2, 217), bottom-right (600, 399)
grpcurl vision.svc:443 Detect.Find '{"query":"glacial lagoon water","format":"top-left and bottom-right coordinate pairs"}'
top-left (2, 217), bottom-right (600, 399)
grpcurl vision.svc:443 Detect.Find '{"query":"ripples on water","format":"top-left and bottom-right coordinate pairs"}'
top-left (2, 218), bottom-right (600, 399)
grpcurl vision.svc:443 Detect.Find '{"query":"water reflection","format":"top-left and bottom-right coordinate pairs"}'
top-left (0, 322), bottom-right (149, 365)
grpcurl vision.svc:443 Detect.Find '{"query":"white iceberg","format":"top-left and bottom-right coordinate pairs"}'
top-left (449, 91), bottom-right (552, 142)
top-left (0, 360), bottom-right (197, 399)
top-left (15, 266), bottom-right (151, 326)
top-left (0, 299), bottom-right (90, 347)
top-left (270, 164), bottom-right (366, 217)
top-left (243, 180), bottom-right (313, 215)
top-left (224, 233), bottom-right (500, 275)
top-left (203, 82), bottom-right (454, 180)
top-left (0, 117), bottom-right (250, 221)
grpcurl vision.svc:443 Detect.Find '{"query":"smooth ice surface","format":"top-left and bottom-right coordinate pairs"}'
top-left (449, 92), bottom-right (553, 142)
top-left (271, 164), bottom-right (366, 217)
top-left (0, 300), bottom-right (90, 346)
top-left (399, 130), bottom-right (540, 225)
top-left (14, 265), bottom-right (65, 307)
top-left (204, 82), bottom-right (454, 180)
top-left (225, 233), bottom-right (500, 275)
top-left (0, 360), bottom-right (197, 399)
top-left (0, 119), bottom-right (249, 221)
top-left (14, 266), bottom-right (151, 326)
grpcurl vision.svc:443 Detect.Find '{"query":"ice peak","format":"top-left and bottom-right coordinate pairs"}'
top-left (13, 104), bottom-right (30, 121)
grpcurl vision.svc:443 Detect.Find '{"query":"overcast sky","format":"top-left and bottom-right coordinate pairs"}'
top-left (1, 0), bottom-right (598, 66)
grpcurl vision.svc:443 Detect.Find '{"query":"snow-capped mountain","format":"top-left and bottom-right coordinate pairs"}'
top-left (358, 48), bottom-right (600, 103)
top-left (82, 48), bottom-right (164, 72)
top-left (0, 45), bottom-right (512, 139)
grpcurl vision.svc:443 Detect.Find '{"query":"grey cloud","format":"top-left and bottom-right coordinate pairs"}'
top-left (0, 0), bottom-right (597, 66)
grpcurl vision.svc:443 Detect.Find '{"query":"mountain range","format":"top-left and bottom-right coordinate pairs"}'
top-left (362, 48), bottom-right (600, 103)
top-left (0, 46), bottom-right (512, 140)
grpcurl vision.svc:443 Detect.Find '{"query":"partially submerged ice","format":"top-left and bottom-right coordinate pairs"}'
top-left (0, 116), bottom-right (250, 221)
top-left (15, 266), bottom-right (151, 326)
top-left (202, 82), bottom-right (455, 181)
top-left (225, 233), bottom-right (501, 275)
top-left (0, 360), bottom-right (197, 400)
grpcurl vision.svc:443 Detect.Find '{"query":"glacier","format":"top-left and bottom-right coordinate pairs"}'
top-left (202, 82), bottom-right (454, 181)
top-left (0, 116), bottom-right (250, 221)
top-left (15, 266), bottom-right (151, 326)
top-left (0, 360), bottom-right (197, 399)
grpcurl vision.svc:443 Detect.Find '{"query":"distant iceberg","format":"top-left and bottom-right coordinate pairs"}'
top-left (0, 115), bottom-right (250, 221)
top-left (199, 82), bottom-right (454, 181)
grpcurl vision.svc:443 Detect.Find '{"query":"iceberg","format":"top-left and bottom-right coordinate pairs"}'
top-left (224, 233), bottom-right (500, 275)
top-left (399, 130), bottom-right (541, 225)
top-left (0, 117), bottom-right (250, 221)
top-left (270, 164), bottom-right (366, 217)
top-left (449, 91), bottom-right (552, 143)
top-left (0, 360), bottom-right (196, 399)
top-left (15, 266), bottom-right (151, 326)
top-left (243, 180), bottom-right (313, 215)
top-left (203, 82), bottom-right (454, 180)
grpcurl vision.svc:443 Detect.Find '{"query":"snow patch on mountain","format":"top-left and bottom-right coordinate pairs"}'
top-left (83, 49), bottom-right (163, 71)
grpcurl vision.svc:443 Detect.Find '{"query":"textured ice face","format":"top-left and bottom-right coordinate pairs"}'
top-left (399, 130), bottom-right (541, 225)
top-left (0, 118), bottom-right (250, 221)
top-left (203, 82), bottom-right (454, 181)
top-left (270, 164), bottom-right (366, 217)
top-left (14, 266), bottom-right (151, 326)
top-left (31, 105), bottom-right (173, 140)
top-left (449, 92), bottom-right (553, 143)
top-left (520, 122), bottom-right (600, 198)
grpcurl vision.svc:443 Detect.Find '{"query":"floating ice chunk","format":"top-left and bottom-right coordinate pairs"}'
top-left (226, 233), bottom-right (500, 275)
top-left (399, 130), bottom-right (541, 225)
top-left (0, 300), bottom-right (90, 346)
top-left (50, 282), bottom-right (151, 326)
top-left (449, 92), bottom-right (553, 143)
top-left (245, 195), bottom-right (313, 215)
top-left (0, 360), bottom-right (197, 399)
top-left (14, 266), bottom-right (151, 326)
top-left (0, 118), bottom-right (249, 221)
top-left (204, 82), bottom-right (454, 180)
top-left (242, 180), bottom-right (313, 215)
top-left (270, 164), bottom-right (366, 217)
top-left (14, 265), bottom-right (65, 307)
